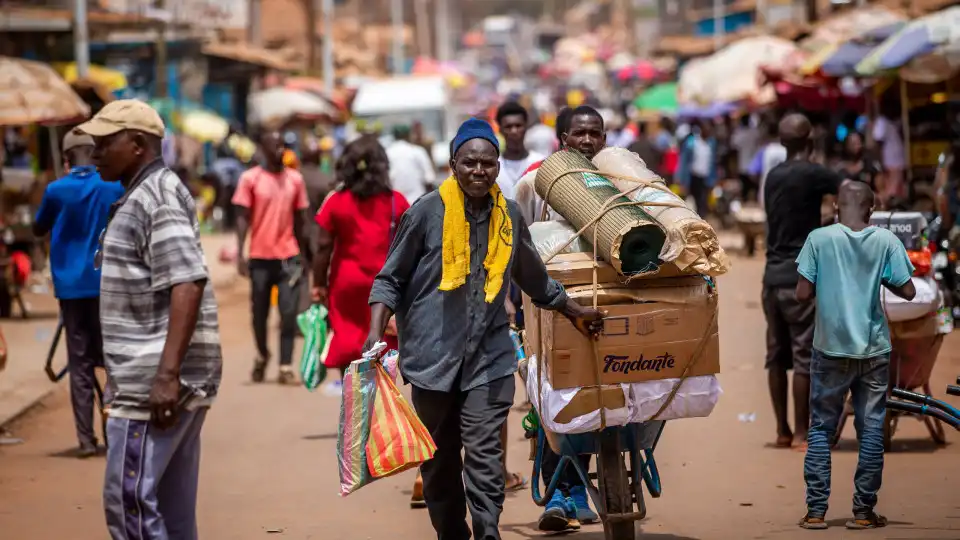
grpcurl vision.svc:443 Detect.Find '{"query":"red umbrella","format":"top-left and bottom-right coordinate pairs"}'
top-left (616, 61), bottom-right (659, 82)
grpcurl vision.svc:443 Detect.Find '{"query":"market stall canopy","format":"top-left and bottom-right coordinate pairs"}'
top-left (803, 22), bottom-right (905, 77)
top-left (678, 36), bottom-right (797, 106)
top-left (248, 87), bottom-right (339, 127)
top-left (282, 77), bottom-right (351, 113)
top-left (801, 6), bottom-right (906, 54)
top-left (0, 56), bottom-right (90, 125)
top-left (148, 98), bottom-right (230, 144)
top-left (856, 6), bottom-right (960, 81)
top-left (202, 42), bottom-right (296, 72)
top-left (54, 63), bottom-right (128, 93)
top-left (798, 6), bottom-right (907, 76)
top-left (351, 76), bottom-right (447, 116)
top-left (633, 83), bottom-right (678, 115)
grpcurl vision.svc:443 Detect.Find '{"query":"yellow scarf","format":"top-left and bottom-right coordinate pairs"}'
top-left (438, 176), bottom-right (513, 303)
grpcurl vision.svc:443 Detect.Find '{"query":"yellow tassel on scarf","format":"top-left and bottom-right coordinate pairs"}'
top-left (438, 176), bottom-right (513, 302)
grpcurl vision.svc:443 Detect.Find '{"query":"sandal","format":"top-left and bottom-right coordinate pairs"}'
top-left (846, 512), bottom-right (887, 530)
top-left (798, 514), bottom-right (828, 530)
top-left (504, 472), bottom-right (528, 492)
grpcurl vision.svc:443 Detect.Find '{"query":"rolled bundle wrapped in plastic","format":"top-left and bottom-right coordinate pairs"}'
top-left (592, 147), bottom-right (730, 277)
top-left (535, 150), bottom-right (667, 275)
top-left (529, 221), bottom-right (592, 260)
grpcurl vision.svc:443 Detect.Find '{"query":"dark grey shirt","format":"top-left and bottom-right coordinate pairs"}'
top-left (370, 190), bottom-right (567, 392)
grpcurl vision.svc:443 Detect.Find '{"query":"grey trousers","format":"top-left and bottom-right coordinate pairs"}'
top-left (104, 408), bottom-right (207, 540)
top-left (411, 375), bottom-right (515, 540)
top-left (60, 298), bottom-right (104, 448)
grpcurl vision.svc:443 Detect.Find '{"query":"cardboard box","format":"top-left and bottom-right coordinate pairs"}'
top-left (539, 283), bottom-right (720, 390)
top-left (545, 252), bottom-right (621, 286)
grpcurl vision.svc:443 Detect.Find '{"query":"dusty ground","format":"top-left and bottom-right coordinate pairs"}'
top-left (1, 255), bottom-right (959, 540)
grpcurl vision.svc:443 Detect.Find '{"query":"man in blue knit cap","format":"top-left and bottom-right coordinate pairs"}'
top-left (365, 118), bottom-right (604, 540)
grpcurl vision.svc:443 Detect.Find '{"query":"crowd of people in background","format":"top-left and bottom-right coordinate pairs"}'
top-left (29, 86), bottom-right (932, 539)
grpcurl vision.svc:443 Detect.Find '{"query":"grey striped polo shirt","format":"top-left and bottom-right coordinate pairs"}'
top-left (100, 160), bottom-right (223, 420)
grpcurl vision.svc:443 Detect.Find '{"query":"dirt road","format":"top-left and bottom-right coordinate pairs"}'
top-left (2, 256), bottom-right (959, 539)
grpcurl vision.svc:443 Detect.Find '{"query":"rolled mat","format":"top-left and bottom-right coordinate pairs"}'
top-left (535, 150), bottom-right (666, 275)
top-left (592, 147), bottom-right (730, 277)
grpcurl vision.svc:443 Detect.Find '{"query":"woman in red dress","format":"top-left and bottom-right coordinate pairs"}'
top-left (312, 136), bottom-right (410, 375)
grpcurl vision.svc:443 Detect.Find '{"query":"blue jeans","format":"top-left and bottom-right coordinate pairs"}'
top-left (804, 351), bottom-right (889, 518)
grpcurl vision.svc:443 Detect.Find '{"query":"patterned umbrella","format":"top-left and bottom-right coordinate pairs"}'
top-left (633, 83), bottom-right (678, 114)
top-left (616, 60), bottom-right (659, 82)
top-left (248, 87), bottom-right (338, 127)
top-left (814, 22), bottom-right (905, 77)
top-left (0, 56), bottom-right (90, 125)
top-left (856, 6), bottom-right (960, 76)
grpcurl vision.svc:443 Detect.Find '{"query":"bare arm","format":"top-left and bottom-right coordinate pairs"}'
top-left (294, 209), bottom-right (310, 263)
top-left (883, 278), bottom-right (916, 301)
top-left (235, 206), bottom-right (249, 276)
top-left (363, 303), bottom-right (396, 354)
top-left (796, 276), bottom-right (816, 303)
top-left (312, 225), bottom-right (334, 302)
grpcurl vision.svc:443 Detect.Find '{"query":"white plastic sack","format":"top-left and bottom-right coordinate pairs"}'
top-left (526, 356), bottom-right (723, 435)
top-left (628, 374), bottom-right (722, 423)
top-left (529, 220), bottom-right (592, 260)
top-left (526, 356), bottom-right (632, 434)
top-left (883, 276), bottom-right (940, 323)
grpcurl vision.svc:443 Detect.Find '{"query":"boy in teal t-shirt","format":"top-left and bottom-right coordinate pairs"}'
top-left (794, 181), bottom-right (915, 531)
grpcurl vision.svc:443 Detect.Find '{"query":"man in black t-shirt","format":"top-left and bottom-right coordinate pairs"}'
top-left (763, 114), bottom-right (842, 449)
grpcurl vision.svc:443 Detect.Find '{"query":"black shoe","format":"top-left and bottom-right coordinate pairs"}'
top-left (77, 443), bottom-right (97, 459)
top-left (537, 506), bottom-right (570, 532)
top-left (251, 359), bottom-right (267, 383)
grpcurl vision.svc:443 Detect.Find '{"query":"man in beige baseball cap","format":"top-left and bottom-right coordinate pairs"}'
top-left (76, 99), bottom-right (165, 138)
top-left (79, 98), bottom-right (224, 539)
top-left (75, 99), bottom-right (166, 186)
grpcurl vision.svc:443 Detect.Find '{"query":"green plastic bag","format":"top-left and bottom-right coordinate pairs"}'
top-left (297, 304), bottom-right (329, 391)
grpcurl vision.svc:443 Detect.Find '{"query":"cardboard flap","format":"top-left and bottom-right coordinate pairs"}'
top-left (554, 385), bottom-right (628, 424)
top-left (566, 281), bottom-right (711, 306)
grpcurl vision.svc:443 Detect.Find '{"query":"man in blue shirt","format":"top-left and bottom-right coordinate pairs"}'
top-left (33, 129), bottom-right (124, 458)
top-left (795, 181), bottom-right (915, 531)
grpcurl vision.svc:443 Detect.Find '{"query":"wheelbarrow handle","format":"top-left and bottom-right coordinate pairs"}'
top-left (44, 320), bottom-right (67, 382)
top-left (891, 387), bottom-right (960, 419)
top-left (887, 400), bottom-right (960, 430)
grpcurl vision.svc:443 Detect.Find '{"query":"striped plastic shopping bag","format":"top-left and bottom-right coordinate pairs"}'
top-left (296, 305), bottom-right (328, 390)
top-left (337, 354), bottom-right (378, 496)
top-left (365, 362), bottom-right (437, 478)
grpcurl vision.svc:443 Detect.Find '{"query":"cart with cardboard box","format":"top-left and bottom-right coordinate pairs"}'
top-left (521, 149), bottom-right (727, 539)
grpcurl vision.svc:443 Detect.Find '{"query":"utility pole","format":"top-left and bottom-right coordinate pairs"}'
top-left (248, 0), bottom-right (262, 46)
top-left (73, 0), bottom-right (90, 78)
top-left (391, 0), bottom-right (404, 74)
top-left (712, 0), bottom-right (725, 52)
top-left (322, 0), bottom-right (334, 94)
top-left (155, 1), bottom-right (168, 98)
top-left (306, 0), bottom-right (318, 73)
top-left (415, 0), bottom-right (431, 58)
top-left (805, 0), bottom-right (818, 24)
top-left (435, 0), bottom-right (450, 62)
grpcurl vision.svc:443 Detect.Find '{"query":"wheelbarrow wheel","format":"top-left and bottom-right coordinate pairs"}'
top-left (597, 431), bottom-right (635, 540)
